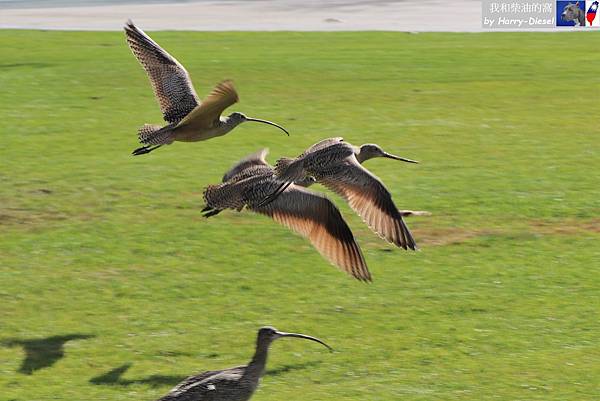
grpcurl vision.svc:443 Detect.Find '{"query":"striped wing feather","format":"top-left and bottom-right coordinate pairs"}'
top-left (253, 186), bottom-right (370, 281)
top-left (158, 367), bottom-right (245, 401)
top-left (222, 148), bottom-right (269, 182)
top-left (320, 157), bottom-right (417, 250)
top-left (125, 21), bottom-right (200, 124)
top-left (303, 137), bottom-right (344, 155)
top-left (177, 80), bottom-right (239, 130)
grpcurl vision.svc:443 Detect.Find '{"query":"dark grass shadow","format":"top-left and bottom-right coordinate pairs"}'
top-left (0, 62), bottom-right (54, 69)
top-left (89, 363), bottom-right (133, 385)
top-left (265, 360), bottom-right (321, 376)
top-left (2, 334), bottom-right (95, 375)
top-left (91, 360), bottom-right (320, 388)
top-left (90, 363), bottom-right (186, 388)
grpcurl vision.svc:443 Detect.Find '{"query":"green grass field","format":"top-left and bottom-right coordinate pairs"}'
top-left (1, 30), bottom-right (600, 400)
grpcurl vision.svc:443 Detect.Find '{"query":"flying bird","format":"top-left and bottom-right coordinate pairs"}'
top-left (124, 21), bottom-right (289, 155)
top-left (155, 326), bottom-right (331, 401)
top-left (202, 148), bottom-right (370, 281)
top-left (263, 137), bottom-right (419, 250)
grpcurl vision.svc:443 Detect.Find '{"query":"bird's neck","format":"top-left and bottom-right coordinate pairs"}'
top-left (221, 116), bottom-right (244, 131)
top-left (355, 147), bottom-right (373, 164)
top-left (244, 341), bottom-right (270, 380)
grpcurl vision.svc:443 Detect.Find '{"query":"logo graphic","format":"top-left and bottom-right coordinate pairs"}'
top-left (586, 1), bottom-right (600, 25)
top-left (557, 1), bottom-right (586, 26)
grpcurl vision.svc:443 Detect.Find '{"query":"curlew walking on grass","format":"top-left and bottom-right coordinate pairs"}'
top-left (124, 21), bottom-right (289, 156)
top-left (262, 137), bottom-right (419, 250)
top-left (155, 326), bottom-right (331, 401)
top-left (202, 148), bottom-right (370, 281)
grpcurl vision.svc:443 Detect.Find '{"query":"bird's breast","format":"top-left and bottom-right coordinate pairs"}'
top-left (173, 124), bottom-right (230, 142)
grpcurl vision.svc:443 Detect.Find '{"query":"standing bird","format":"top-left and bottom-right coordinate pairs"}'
top-left (156, 326), bottom-right (331, 401)
top-left (202, 148), bottom-right (370, 281)
top-left (263, 137), bottom-right (419, 250)
top-left (124, 21), bottom-right (289, 155)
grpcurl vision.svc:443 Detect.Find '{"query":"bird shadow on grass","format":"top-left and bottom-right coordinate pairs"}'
top-left (2, 334), bottom-right (95, 375)
top-left (265, 360), bottom-right (321, 377)
top-left (90, 360), bottom-right (321, 387)
top-left (90, 363), bottom-right (187, 388)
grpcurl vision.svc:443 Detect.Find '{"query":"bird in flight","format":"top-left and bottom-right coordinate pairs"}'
top-left (202, 148), bottom-right (370, 281)
top-left (264, 137), bottom-right (419, 250)
top-left (124, 21), bottom-right (289, 156)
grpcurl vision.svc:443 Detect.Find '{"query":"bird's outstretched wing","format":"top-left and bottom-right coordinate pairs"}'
top-left (158, 367), bottom-right (245, 401)
top-left (319, 157), bottom-right (417, 250)
top-left (303, 137), bottom-right (344, 155)
top-left (252, 185), bottom-right (370, 281)
top-left (124, 20), bottom-right (200, 123)
top-left (177, 80), bottom-right (239, 130)
top-left (222, 148), bottom-right (270, 182)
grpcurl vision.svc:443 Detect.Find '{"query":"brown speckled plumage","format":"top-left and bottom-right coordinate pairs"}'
top-left (269, 137), bottom-right (419, 250)
top-left (202, 149), bottom-right (371, 281)
top-left (125, 20), bottom-right (200, 125)
top-left (124, 21), bottom-right (288, 155)
top-left (155, 327), bottom-right (331, 401)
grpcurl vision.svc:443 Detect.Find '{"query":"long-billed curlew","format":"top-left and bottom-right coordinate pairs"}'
top-left (262, 137), bottom-right (419, 250)
top-left (155, 326), bottom-right (331, 401)
top-left (202, 148), bottom-right (371, 281)
top-left (124, 21), bottom-right (289, 156)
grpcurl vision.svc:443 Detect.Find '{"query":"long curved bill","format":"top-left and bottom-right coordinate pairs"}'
top-left (383, 152), bottom-right (419, 163)
top-left (275, 331), bottom-right (333, 351)
top-left (246, 117), bottom-right (290, 136)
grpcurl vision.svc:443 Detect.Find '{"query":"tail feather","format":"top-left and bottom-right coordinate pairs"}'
top-left (274, 157), bottom-right (306, 182)
top-left (274, 157), bottom-right (294, 175)
top-left (203, 183), bottom-right (245, 211)
top-left (256, 157), bottom-right (306, 207)
top-left (138, 124), bottom-right (174, 146)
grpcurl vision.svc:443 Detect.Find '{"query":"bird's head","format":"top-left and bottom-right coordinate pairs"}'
top-left (256, 326), bottom-right (332, 351)
top-left (357, 144), bottom-right (419, 164)
top-left (227, 112), bottom-right (248, 124)
top-left (227, 112), bottom-right (289, 136)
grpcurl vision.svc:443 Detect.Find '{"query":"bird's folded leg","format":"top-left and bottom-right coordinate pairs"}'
top-left (132, 144), bottom-right (162, 156)
top-left (256, 181), bottom-right (292, 208)
top-left (202, 209), bottom-right (222, 218)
